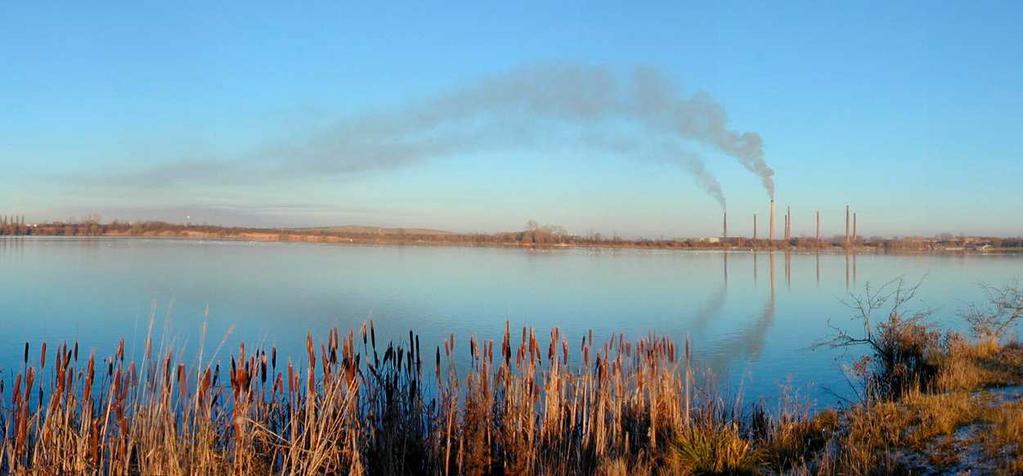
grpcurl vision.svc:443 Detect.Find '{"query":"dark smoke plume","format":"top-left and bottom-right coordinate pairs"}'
top-left (90, 64), bottom-right (774, 208)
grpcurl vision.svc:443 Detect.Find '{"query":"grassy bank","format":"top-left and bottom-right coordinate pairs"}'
top-left (2, 282), bottom-right (1022, 474)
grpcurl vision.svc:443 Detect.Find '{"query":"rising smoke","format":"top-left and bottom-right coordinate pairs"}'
top-left (96, 64), bottom-right (773, 208)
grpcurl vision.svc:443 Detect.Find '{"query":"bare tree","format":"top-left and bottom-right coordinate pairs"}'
top-left (962, 281), bottom-right (1023, 341)
top-left (817, 277), bottom-right (938, 400)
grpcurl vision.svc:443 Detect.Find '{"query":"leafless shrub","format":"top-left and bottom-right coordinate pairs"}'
top-left (962, 281), bottom-right (1023, 343)
top-left (817, 277), bottom-right (941, 401)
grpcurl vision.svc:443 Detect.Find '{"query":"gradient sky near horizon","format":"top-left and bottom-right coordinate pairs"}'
top-left (2, 1), bottom-right (1021, 237)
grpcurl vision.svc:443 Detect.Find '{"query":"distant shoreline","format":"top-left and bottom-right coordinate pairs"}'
top-left (2, 221), bottom-right (1021, 255)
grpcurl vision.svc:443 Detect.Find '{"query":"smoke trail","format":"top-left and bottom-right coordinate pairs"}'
top-left (631, 68), bottom-right (775, 198)
top-left (280, 64), bottom-right (748, 207)
top-left (95, 64), bottom-right (772, 207)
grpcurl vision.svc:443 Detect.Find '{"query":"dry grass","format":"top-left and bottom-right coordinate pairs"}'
top-left (0, 323), bottom-right (826, 475)
top-left (1, 311), bottom-right (1021, 474)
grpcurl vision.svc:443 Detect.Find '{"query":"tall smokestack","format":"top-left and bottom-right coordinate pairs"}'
top-left (815, 210), bottom-right (821, 243)
top-left (845, 205), bottom-right (850, 244)
top-left (853, 212), bottom-right (858, 242)
top-left (753, 213), bottom-right (758, 240)
top-left (784, 206), bottom-right (791, 241)
top-left (769, 200), bottom-right (775, 241)
top-left (723, 212), bottom-right (728, 239)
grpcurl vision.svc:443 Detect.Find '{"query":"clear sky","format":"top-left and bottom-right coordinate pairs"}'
top-left (2, 1), bottom-right (1021, 237)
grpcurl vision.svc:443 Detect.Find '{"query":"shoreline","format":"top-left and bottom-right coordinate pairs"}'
top-left (4, 231), bottom-right (1023, 256)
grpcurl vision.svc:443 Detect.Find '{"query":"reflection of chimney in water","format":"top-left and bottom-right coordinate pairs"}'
top-left (845, 252), bottom-right (850, 290)
top-left (853, 252), bottom-right (858, 284)
top-left (753, 251), bottom-right (758, 284)
top-left (785, 250), bottom-right (791, 289)
top-left (723, 250), bottom-right (728, 285)
top-left (815, 252), bottom-right (821, 287)
top-left (769, 252), bottom-right (776, 298)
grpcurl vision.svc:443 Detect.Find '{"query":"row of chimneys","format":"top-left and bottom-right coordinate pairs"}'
top-left (724, 203), bottom-right (859, 242)
top-left (1, 215), bottom-right (26, 227)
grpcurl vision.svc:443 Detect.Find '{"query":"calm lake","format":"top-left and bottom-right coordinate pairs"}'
top-left (1, 236), bottom-right (1020, 405)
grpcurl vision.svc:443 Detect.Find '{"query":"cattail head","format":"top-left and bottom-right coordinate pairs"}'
top-left (12, 373), bottom-right (22, 406)
top-left (177, 364), bottom-right (187, 401)
top-left (260, 354), bottom-right (267, 384)
top-left (306, 333), bottom-right (316, 370)
top-left (435, 347), bottom-right (441, 381)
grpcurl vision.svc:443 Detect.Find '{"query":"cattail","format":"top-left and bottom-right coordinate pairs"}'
top-left (287, 361), bottom-right (295, 394)
top-left (200, 368), bottom-right (212, 403)
top-left (415, 334), bottom-right (422, 373)
top-left (25, 367), bottom-right (35, 402)
top-left (40, 342), bottom-right (47, 369)
top-left (260, 354), bottom-right (267, 384)
top-left (12, 373), bottom-right (21, 406)
top-left (177, 363), bottom-right (187, 401)
top-left (306, 333), bottom-right (316, 370)
top-left (23, 342), bottom-right (28, 364)
top-left (83, 354), bottom-right (95, 404)
top-left (435, 347), bottom-right (441, 381)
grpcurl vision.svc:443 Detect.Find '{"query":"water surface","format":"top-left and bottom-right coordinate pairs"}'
top-left (1, 237), bottom-right (1020, 405)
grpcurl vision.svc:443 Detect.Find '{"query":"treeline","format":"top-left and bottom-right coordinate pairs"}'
top-left (10, 218), bottom-right (1023, 251)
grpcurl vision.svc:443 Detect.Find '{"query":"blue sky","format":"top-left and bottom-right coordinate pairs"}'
top-left (1, 1), bottom-right (1021, 237)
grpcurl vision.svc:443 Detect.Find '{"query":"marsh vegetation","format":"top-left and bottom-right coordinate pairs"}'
top-left (1, 281), bottom-right (1022, 474)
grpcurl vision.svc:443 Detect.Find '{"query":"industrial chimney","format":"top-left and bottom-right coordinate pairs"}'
top-left (769, 200), bottom-right (775, 241)
top-left (815, 210), bottom-right (821, 243)
top-left (784, 206), bottom-right (791, 241)
top-left (722, 212), bottom-right (728, 239)
top-left (853, 212), bottom-right (858, 242)
top-left (753, 213), bottom-right (758, 240)
top-left (845, 206), bottom-right (851, 244)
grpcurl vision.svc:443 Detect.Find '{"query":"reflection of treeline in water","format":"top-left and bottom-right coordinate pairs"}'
top-left (3, 282), bottom-right (1023, 474)
top-left (10, 218), bottom-right (1023, 252)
